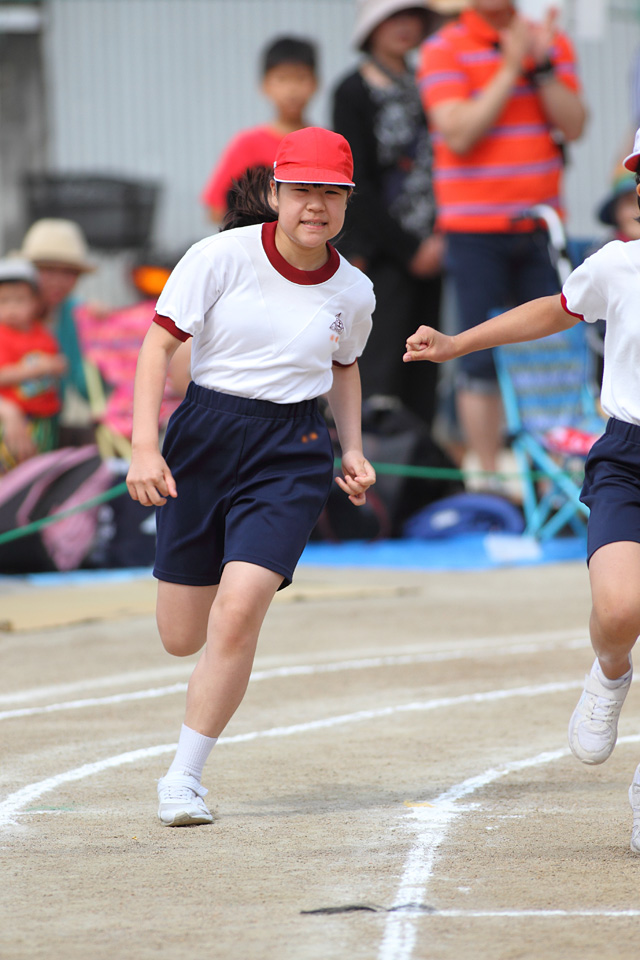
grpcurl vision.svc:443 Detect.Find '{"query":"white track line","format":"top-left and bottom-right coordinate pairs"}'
top-left (424, 909), bottom-right (640, 918)
top-left (0, 631), bottom-right (591, 721)
top-left (0, 678), bottom-right (585, 826)
top-left (0, 627), bottom-right (587, 707)
top-left (377, 731), bottom-right (640, 960)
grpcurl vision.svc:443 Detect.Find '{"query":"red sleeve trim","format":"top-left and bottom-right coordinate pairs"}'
top-left (332, 358), bottom-right (357, 368)
top-left (153, 313), bottom-right (192, 342)
top-left (560, 292), bottom-right (585, 322)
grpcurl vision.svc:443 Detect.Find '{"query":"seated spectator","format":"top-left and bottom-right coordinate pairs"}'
top-left (74, 249), bottom-right (190, 446)
top-left (200, 36), bottom-right (318, 223)
top-left (0, 258), bottom-right (66, 472)
top-left (19, 218), bottom-right (96, 412)
top-left (597, 169), bottom-right (640, 242)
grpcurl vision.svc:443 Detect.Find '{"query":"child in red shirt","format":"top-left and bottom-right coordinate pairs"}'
top-left (200, 36), bottom-right (317, 223)
top-left (0, 258), bottom-right (66, 470)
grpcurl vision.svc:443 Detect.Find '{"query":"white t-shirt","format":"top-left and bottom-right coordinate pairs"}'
top-left (562, 238), bottom-right (640, 425)
top-left (156, 221), bottom-right (375, 404)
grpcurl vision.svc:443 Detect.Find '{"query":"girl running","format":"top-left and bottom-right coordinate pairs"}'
top-left (127, 127), bottom-right (376, 826)
top-left (403, 127), bottom-right (640, 852)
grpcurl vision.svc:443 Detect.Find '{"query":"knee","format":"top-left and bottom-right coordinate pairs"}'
top-left (209, 593), bottom-right (260, 652)
top-left (592, 593), bottom-right (640, 643)
top-left (157, 617), bottom-right (206, 658)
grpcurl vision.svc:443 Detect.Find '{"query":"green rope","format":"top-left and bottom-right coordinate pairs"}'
top-left (0, 458), bottom-right (586, 548)
top-left (0, 481), bottom-right (129, 547)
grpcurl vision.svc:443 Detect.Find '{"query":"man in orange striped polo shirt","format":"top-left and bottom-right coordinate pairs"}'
top-left (417, 0), bottom-right (586, 479)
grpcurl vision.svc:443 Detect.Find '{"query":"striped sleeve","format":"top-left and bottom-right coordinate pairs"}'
top-left (550, 33), bottom-right (581, 93)
top-left (417, 33), bottom-right (470, 111)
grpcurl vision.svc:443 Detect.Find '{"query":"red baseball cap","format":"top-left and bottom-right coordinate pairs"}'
top-left (624, 126), bottom-right (640, 172)
top-left (273, 127), bottom-right (355, 187)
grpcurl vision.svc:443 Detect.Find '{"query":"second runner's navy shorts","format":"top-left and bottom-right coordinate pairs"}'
top-left (581, 417), bottom-right (640, 563)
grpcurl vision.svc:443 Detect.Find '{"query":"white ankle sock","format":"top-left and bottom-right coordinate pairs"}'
top-left (167, 724), bottom-right (218, 781)
top-left (594, 658), bottom-right (632, 689)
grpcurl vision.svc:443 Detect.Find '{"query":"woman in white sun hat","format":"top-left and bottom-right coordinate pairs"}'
top-left (332, 0), bottom-right (460, 430)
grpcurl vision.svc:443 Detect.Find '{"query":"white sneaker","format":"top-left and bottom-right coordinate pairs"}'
top-left (157, 772), bottom-right (214, 827)
top-left (629, 765), bottom-right (640, 854)
top-left (568, 660), bottom-right (632, 765)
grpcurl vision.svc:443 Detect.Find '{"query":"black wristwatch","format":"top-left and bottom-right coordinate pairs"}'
top-left (525, 57), bottom-right (555, 86)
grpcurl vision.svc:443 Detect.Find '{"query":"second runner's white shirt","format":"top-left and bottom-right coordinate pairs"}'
top-left (562, 238), bottom-right (640, 426)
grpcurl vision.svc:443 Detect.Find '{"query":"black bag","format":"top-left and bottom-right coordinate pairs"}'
top-left (314, 398), bottom-right (464, 541)
top-left (85, 459), bottom-right (156, 568)
top-left (0, 446), bottom-right (113, 573)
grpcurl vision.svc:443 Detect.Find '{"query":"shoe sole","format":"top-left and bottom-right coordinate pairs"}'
top-left (158, 810), bottom-right (214, 827)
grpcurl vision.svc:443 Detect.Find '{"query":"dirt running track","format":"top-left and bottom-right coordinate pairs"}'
top-left (1, 561), bottom-right (640, 960)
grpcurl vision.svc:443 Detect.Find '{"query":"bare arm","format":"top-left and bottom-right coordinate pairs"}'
top-left (528, 10), bottom-right (586, 142)
top-left (167, 339), bottom-right (192, 398)
top-left (0, 397), bottom-right (35, 463)
top-left (534, 74), bottom-right (586, 142)
top-left (430, 14), bottom-right (585, 154)
top-left (0, 353), bottom-right (67, 387)
top-left (325, 362), bottom-right (375, 506)
top-left (403, 294), bottom-right (578, 363)
top-left (127, 322), bottom-right (182, 506)
top-left (430, 16), bottom-right (529, 155)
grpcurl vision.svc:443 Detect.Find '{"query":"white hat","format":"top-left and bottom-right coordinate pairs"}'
top-left (351, 0), bottom-right (430, 51)
top-left (623, 127), bottom-right (640, 173)
top-left (0, 257), bottom-right (40, 290)
top-left (19, 218), bottom-right (96, 273)
top-left (351, 0), bottom-right (467, 50)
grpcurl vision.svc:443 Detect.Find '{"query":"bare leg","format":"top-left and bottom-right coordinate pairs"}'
top-left (588, 541), bottom-right (640, 678)
top-left (184, 561), bottom-right (283, 737)
top-left (156, 581), bottom-right (218, 657)
top-left (456, 389), bottom-right (504, 474)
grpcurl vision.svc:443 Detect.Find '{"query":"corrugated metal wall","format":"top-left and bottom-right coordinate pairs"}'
top-left (44, 0), bottom-right (356, 246)
top-left (39, 0), bottom-right (640, 300)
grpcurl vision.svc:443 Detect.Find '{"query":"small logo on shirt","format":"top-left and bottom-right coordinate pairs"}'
top-left (330, 314), bottom-right (344, 333)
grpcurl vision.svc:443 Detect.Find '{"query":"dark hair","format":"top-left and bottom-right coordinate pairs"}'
top-left (222, 166), bottom-right (352, 234)
top-left (222, 166), bottom-right (277, 231)
top-left (262, 36), bottom-right (317, 75)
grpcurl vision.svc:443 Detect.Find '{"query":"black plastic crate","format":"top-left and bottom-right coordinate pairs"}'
top-left (23, 173), bottom-right (161, 250)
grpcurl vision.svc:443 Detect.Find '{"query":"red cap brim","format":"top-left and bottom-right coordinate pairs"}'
top-left (273, 165), bottom-right (355, 187)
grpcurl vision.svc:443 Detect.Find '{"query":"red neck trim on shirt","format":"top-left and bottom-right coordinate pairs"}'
top-left (261, 220), bottom-right (340, 285)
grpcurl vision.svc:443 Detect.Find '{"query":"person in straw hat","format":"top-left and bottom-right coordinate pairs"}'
top-left (332, 0), bottom-right (460, 431)
top-left (19, 218), bottom-right (96, 407)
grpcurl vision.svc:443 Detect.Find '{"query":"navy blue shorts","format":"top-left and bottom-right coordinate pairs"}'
top-left (445, 231), bottom-right (559, 386)
top-left (580, 417), bottom-right (640, 563)
top-left (153, 383), bottom-right (335, 588)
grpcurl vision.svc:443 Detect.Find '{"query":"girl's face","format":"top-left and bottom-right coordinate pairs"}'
top-left (270, 182), bottom-right (350, 259)
top-left (368, 11), bottom-right (426, 58)
top-left (35, 262), bottom-right (82, 309)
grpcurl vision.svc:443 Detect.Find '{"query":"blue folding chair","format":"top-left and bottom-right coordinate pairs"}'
top-left (494, 322), bottom-right (606, 540)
